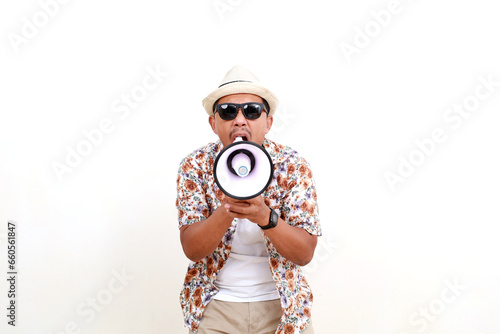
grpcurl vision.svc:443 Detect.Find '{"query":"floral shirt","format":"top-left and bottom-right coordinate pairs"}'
top-left (176, 138), bottom-right (322, 334)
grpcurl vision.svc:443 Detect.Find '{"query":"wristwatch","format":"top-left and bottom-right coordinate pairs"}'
top-left (260, 208), bottom-right (279, 230)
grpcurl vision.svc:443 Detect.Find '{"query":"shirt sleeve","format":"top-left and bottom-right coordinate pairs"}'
top-left (281, 157), bottom-right (322, 236)
top-left (176, 155), bottom-right (210, 229)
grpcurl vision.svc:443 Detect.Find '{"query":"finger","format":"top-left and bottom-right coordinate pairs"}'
top-left (228, 202), bottom-right (259, 218)
top-left (225, 203), bottom-right (247, 214)
top-left (224, 202), bottom-right (247, 215)
top-left (225, 202), bottom-right (252, 212)
top-left (225, 198), bottom-right (250, 206)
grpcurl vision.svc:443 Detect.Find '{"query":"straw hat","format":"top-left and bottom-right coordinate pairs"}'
top-left (202, 65), bottom-right (279, 116)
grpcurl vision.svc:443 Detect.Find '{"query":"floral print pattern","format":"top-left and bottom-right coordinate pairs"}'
top-left (176, 139), bottom-right (321, 333)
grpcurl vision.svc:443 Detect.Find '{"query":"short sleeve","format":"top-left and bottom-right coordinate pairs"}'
top-left (281, 158), bottom-right (321, 236)
top-left (176, 156), bottom-right (210, 229)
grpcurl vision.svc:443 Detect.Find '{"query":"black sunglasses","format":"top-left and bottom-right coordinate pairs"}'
top-left (214, 102), bottom-right (268, 120)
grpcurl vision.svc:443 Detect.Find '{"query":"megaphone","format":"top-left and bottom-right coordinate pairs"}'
top-left (213, 137), bottom-right (274, 200)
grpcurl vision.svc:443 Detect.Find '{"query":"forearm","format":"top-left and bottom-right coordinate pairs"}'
top-left (262, 217), bottom-right (317, 266)
top-left (180, 206), bottom-right (233, 262)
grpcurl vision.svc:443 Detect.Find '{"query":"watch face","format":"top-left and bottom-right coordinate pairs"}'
top-left (271, 210), bottom-right (278, 225)
top-left (261, 209), bottom-right (278, 230)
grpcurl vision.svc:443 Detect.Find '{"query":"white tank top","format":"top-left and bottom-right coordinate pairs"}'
top-left (214, 218), bottom-right (280, 302)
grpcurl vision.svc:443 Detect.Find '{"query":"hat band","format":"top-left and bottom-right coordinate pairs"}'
top-left (218, 80), bottom-right (252, 88)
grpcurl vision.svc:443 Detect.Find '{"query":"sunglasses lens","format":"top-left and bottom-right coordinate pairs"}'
top-left (217, 104), bottom-right (238, 120)
top-left (243, 103), bottom-right (263, 119)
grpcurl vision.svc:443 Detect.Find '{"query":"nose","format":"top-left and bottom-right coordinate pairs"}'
top-left (233, 109), bottom-right (248, 127)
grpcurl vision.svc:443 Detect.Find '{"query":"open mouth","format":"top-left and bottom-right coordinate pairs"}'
top-left (233, 134), bottom-right (250, 142)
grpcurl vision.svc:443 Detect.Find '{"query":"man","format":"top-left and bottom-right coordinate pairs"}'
top-left (176, 65), bottom-right (321, 334)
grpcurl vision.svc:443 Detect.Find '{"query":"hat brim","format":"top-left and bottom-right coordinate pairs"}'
top-left (202, 82), bottom-right (279, 116)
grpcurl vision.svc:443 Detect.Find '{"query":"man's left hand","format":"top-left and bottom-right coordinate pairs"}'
top-left (223, 196), bottom-right (270, 227)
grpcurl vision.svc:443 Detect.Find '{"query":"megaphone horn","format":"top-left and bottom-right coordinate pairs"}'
top-left (213, 139), bottom-right (274, 200)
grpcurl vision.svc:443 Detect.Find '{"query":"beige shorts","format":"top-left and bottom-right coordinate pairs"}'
top-left (189, 299), bottom-right (314, 334)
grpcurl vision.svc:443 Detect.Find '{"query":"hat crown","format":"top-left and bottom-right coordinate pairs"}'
top-left (218, 65), bottom-right (261, 88)
top-left (202, 64), bottom-right (278, 116)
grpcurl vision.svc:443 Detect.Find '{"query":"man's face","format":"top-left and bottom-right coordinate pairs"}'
top-left (209, 93), bottom-right (273, 147)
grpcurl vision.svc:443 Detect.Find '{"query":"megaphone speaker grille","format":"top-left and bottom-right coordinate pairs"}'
top-left (227, 149), bottom-right (255, 177)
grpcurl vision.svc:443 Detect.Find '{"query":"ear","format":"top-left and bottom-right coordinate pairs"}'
top-left (265, 115), bottom-right (273, 134)
top-left (208, 115), bottom-right (218, 135)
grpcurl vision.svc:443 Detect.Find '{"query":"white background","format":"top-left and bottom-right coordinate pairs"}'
top-left (1, 0), bottom-right (499, 333)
